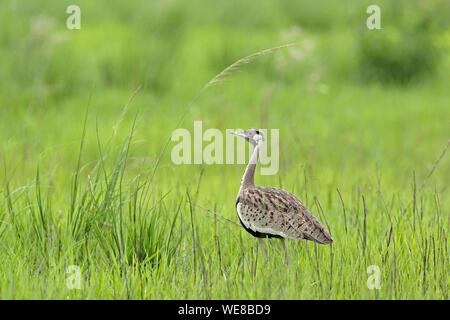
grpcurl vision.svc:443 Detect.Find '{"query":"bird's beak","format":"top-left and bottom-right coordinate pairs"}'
top-left (230, 131), bottom-right (247, 138)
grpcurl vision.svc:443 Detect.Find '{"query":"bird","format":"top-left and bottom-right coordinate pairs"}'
top-left (231, 129), bottom-right (333, 263)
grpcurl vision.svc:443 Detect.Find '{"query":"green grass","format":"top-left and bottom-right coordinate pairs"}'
top-left (0, 0), bottom-right (449, 299)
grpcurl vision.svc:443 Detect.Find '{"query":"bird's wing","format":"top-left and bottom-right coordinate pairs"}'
top-left (240, 187), bottom-right (333, 244)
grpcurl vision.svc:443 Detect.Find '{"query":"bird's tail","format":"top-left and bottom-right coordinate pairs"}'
top-left (303, 217), bottom-right (333, 244)
top-left (305, 230), bottom-right (333, 244)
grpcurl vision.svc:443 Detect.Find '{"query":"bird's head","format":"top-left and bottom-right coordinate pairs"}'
top-left (231, 128), bottom-right (264, 146)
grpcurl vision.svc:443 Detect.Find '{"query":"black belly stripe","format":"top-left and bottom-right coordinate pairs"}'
top-left (236, 198), bottom-right (282, 239)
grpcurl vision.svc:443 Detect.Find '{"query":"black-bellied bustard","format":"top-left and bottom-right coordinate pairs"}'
top-left (232, 129), bottom-right (333, 263)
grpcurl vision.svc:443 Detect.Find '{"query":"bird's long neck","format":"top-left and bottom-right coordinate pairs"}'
top-left (240, 143), bottom-right (260, 192)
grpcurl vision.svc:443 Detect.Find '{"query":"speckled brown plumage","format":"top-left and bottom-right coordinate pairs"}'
top-left (237, 187), bottom-right (333, 244)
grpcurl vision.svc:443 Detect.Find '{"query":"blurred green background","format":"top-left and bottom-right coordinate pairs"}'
top-left (1, 0), bottom-right (449, 183)
top-left (0, 0), bottom-right (449, 299)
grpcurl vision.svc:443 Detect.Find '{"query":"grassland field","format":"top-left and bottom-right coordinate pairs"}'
top-left (0, 0), bottom-right (449, 299)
